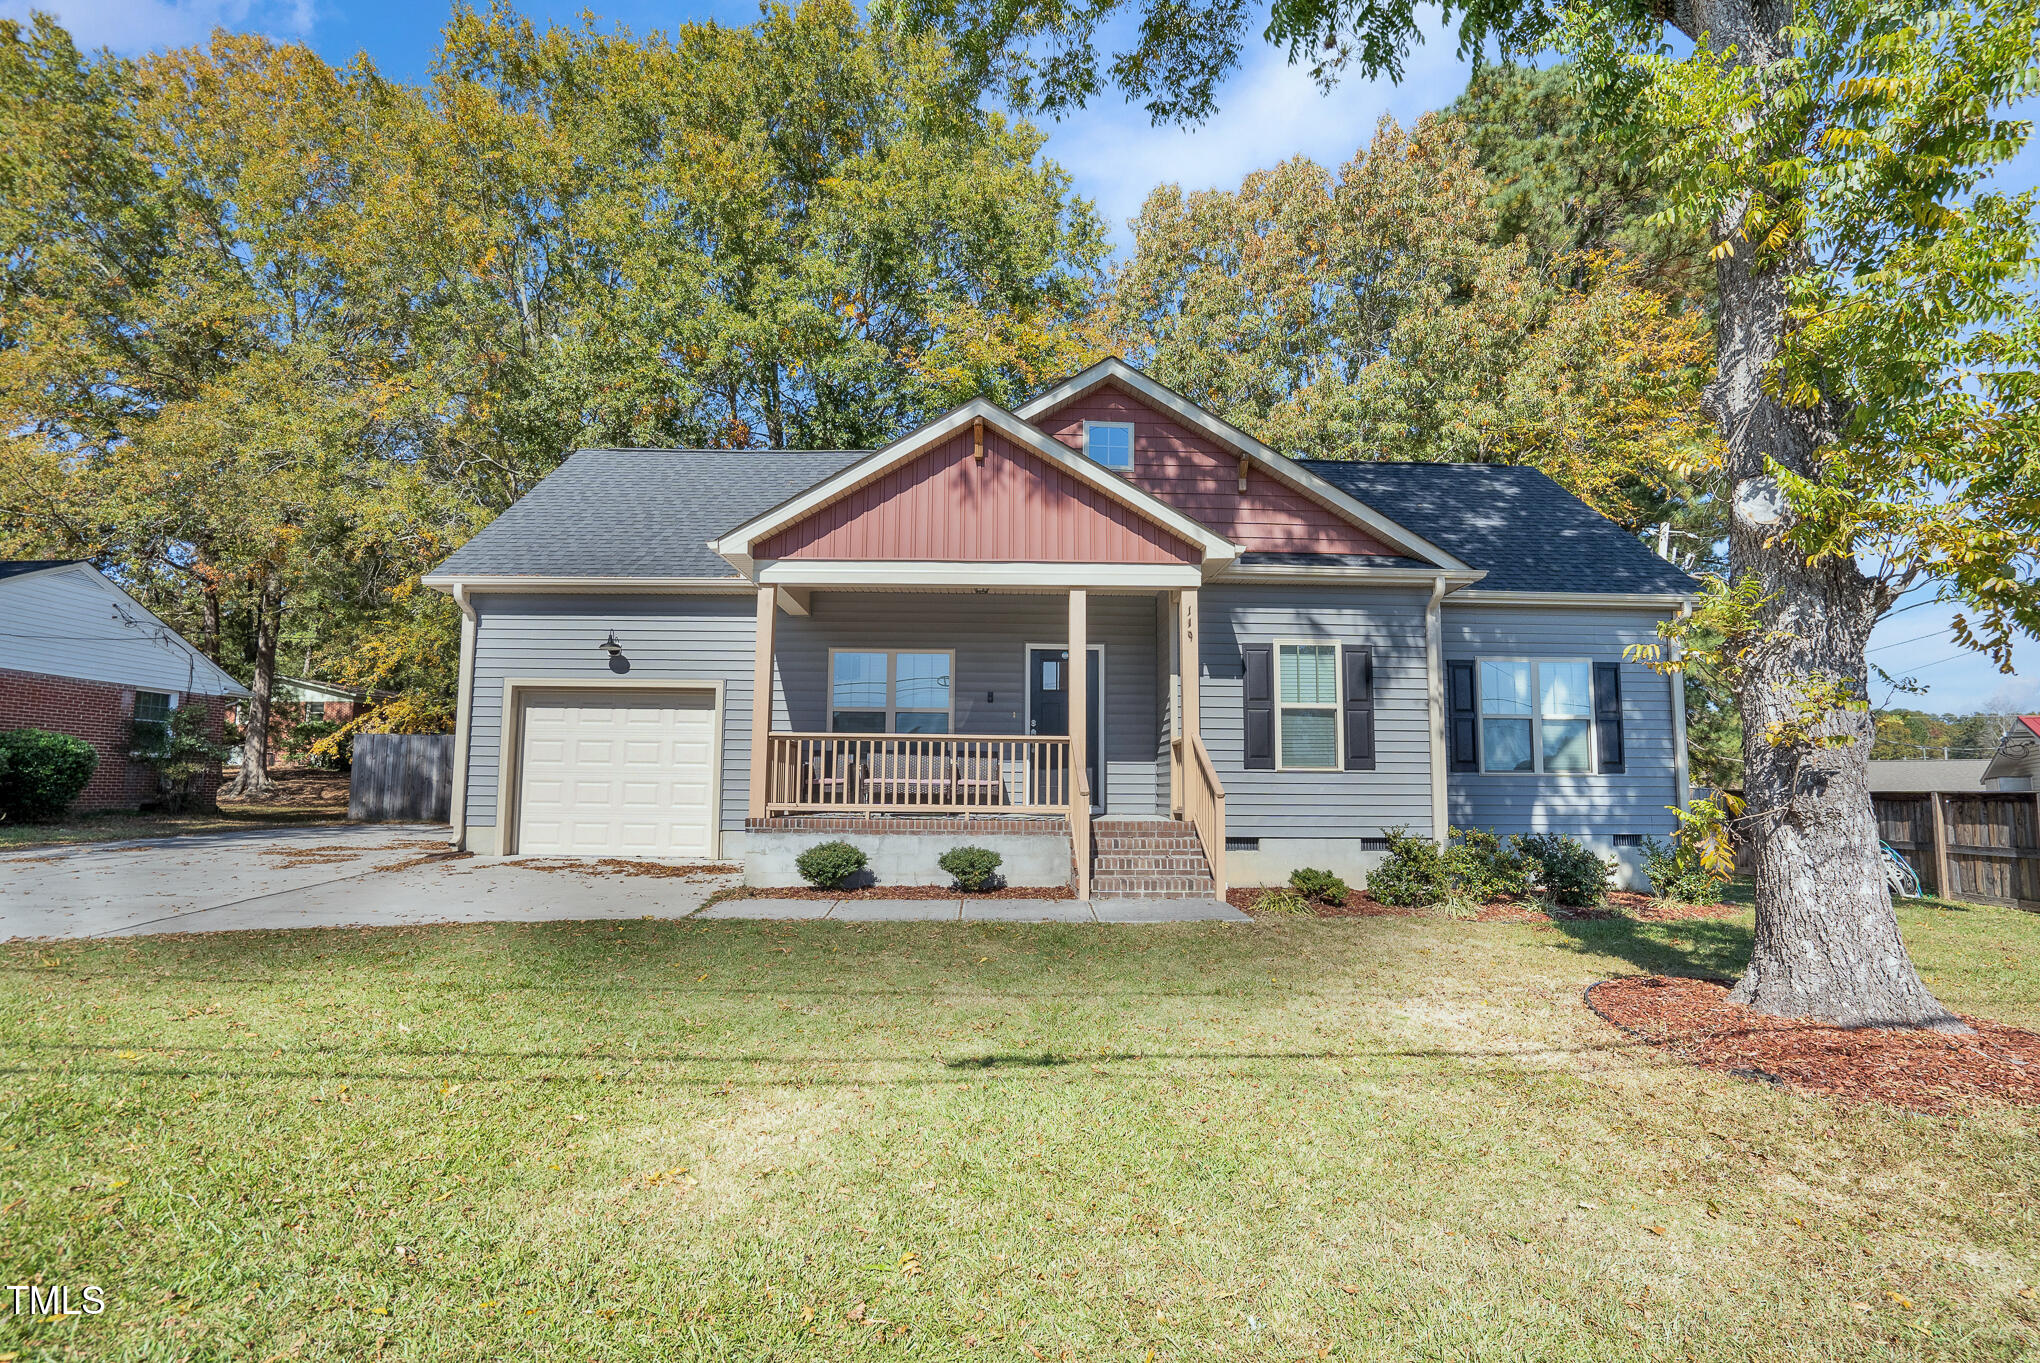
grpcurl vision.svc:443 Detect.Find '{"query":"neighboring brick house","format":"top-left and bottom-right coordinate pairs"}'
top-left (0, 560), bottom-right (249, 811)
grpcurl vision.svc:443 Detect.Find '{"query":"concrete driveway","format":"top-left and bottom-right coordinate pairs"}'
top-left (0, 825), bottom-right (740, 940)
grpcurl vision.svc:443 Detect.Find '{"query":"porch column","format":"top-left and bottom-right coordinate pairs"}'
top-left (1178, 587), bottom-right (1200, 753)
top-left (748, 585), bottom-right (775, 820)
top-left (1068, 588), bottom-right (1088, 801)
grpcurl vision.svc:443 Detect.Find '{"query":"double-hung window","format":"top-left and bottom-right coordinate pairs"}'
top-left (132, 690), bottom-right (173, 754)
top-left (1479, 659), bottom-right (1594, 773)
top-left (829, 650), bottom-right (953, 734)
top-left (1276, 642), bottom-right (1339, 770)
top-left (1082, 420), bottom-right (1134, 471)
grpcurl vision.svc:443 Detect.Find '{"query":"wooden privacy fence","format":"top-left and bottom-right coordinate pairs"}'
top-left (1876, 791), bottom-right (2040, 911)
top-left (349, 734), bottom-right (455, 823)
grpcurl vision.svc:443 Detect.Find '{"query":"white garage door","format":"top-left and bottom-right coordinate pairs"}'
top-left (514, 691), bottom-right (716, 857)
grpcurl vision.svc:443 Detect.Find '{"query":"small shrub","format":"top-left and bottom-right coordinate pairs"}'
top-left (134, 705), bottom-right (231, 813)
top-left (795, 840), bottom-right (867, 889)
top-left (1288, 866), bottom-right (1349, 906)
top-left (0, 727), bottom-right (98, 823)
top-left (1255, 886), bottom-right (1314, 916)
top-left (1444, 826), bottom-right (1534, 902)
top-left (285, 718), bottom-right (353, 770)
top-left (1520, 832), bottom-right (1614, 908)
top-left (938, 845), bottom-right (1003, 892)
top-left (1365, 827), bottom-right (1449, 907)
top-left (1640, 835), bottom-right (1720, 904)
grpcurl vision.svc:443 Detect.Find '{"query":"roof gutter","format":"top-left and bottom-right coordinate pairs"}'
top-left (420, 575), bottom-right (753, 595)
top-left (1449, 589), bottom-right (1698, 609)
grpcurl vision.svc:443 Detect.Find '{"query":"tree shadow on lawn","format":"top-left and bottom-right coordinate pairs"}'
top-left (1541, 913), bottom-right (1753, 983)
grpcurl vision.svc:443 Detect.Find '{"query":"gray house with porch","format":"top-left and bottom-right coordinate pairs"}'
top-left (423, 359), bottom-right (1696, 897)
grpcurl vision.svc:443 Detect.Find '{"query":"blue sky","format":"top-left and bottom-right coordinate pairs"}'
top-left (7, 0), bottom-right (2034, 721)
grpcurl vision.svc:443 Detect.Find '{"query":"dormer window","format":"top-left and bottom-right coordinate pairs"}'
top-left (1082, 420), bottom-right (1134, 471)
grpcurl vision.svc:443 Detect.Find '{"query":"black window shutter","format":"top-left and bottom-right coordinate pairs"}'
top-left (1594, 662), bottom-right (1624, 773)
top-left (1342, 645), bottom-right (1375, 771)
top-left (1243, 645), bottom-right (1274, 770)
top-left (1447, 659), bottom-right (1478, 772)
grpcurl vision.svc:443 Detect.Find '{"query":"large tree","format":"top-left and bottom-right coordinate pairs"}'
top-left (894, 0), bottom-right (2040, 1028)
top-left (1, 1), bottom-right (1111, 747)
top-left (1111, 111), bottom-right (1720, 529)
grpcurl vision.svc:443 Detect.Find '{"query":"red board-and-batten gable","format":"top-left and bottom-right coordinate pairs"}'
top-left (754, 425), bottom-right (1203, 565)
top-left (1029, 381), bottom-right (1398, 557)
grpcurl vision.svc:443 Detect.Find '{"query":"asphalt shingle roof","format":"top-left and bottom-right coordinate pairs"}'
top-left (428, 446), bottom-right (1697, 597)
top-left (431, 449), bottom-right (868, 580)
top-left (1297, 461), bottom-right (1699, 595)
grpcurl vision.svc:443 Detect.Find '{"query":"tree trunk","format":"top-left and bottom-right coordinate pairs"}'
top-left (1686, 0), bottom-right (1960, 1029)
top-left (225, 568), bottom-right (282, 799)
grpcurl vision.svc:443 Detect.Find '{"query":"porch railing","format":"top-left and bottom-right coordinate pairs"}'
top-left (763, 733), bottom-right (1074, 815)
top-left (1175, 734), bottom-right (1228, 897)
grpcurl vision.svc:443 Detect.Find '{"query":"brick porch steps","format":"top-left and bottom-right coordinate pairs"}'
top-left (1087, 819), bottom-right (1217, 900)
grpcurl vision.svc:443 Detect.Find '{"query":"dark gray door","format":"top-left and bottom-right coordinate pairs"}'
top-left (1028, 647), bottom-right (1102, 812)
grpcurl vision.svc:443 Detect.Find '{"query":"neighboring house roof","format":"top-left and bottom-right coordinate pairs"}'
top-left (427, 449), bottom-right (867, 583)
top-left (1981, 718), bottom-right (2040, 785)
top-left (0, 559), bottom-right (248, 697)
top-left (1864, 758), bottom-right (1993, 793)
top-left (0, 558), bottom-right (81, 582)
top-left (1296, 461), bottom-right (1700, 597)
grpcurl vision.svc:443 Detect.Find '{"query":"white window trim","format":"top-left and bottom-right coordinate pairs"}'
top-left (1275, 638), bottom-right (1342, 772)
top-left (826, 647), bottom-right (957, 733)
top-left (1081, 419), bottom-right (1135, 471)
top-left (1476, 657), bottom-right (1597, 776)
top-left (130, 689), bottom-right (178, 757)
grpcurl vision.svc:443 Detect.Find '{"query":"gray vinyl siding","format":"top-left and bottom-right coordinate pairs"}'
top-left (1442, 604), bottom-right (1680, 838)
top-left (1197, 585), bottom-right (1436, 839)
top-left (462, 590), bottom-right (1164, 833)
top-left (463, 593), bottom-right (758, 832)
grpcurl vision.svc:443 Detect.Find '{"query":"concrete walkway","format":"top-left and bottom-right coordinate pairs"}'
top-left (702, 897), bottom-right (1248, 922)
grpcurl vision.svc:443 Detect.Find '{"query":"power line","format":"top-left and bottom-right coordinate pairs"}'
top-left (1868, 627), bottom-right (1952, 654)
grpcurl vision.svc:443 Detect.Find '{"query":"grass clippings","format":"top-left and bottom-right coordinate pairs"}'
top-left (512, 859), bottom-right (741, 879)
top-left (1588, 974), bottom-right (2040, 1112)
top-left (723, 882), bottom-right (1074, 900)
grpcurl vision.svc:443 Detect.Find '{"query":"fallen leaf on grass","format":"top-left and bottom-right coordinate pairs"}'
top-left (1338, 1285), bottom-right (1361, 1296)
top-left (1647, 1225), bottom-right (1667, 1236)
top-left (1886, 1290), bottom-right (1914, 1310)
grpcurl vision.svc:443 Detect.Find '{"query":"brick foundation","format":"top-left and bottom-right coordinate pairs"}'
top-left (0, 667), bottom-right (230, 812)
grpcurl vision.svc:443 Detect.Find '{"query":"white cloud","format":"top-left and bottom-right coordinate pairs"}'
top-left (1037, 13), bottom-right (1468, 249)
top-left (0, 0), bottom-right (313, 53)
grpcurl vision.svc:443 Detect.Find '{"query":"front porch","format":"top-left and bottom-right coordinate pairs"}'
top-left (741, 586), bottom-right (1226, 897)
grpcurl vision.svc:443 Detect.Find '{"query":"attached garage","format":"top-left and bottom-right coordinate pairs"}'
top-left (504, 684), bottom-right (722, 858)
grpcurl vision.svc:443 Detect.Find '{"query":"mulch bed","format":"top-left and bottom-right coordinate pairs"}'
top-left (1587, 975), bottom-right (2040, 1112)
top-left (724, 884), bottom-right (1074, 900)
top-left (1228, 886), bottom-right (1738, 922)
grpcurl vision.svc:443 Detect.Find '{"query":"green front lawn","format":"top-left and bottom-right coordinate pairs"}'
top-left (3, 898), bottom-right (2036, 1360)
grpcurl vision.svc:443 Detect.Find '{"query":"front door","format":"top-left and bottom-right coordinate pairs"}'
top-left (1028, 646), bottom-right (1102, 813)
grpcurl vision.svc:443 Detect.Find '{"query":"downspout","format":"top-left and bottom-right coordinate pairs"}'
top-left (1426, 574), bottom-right (1449, 848)
top-left (1670, 600), bottom-right (1693, 816)
top-left (448, 584), bottom-right (478, 851)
